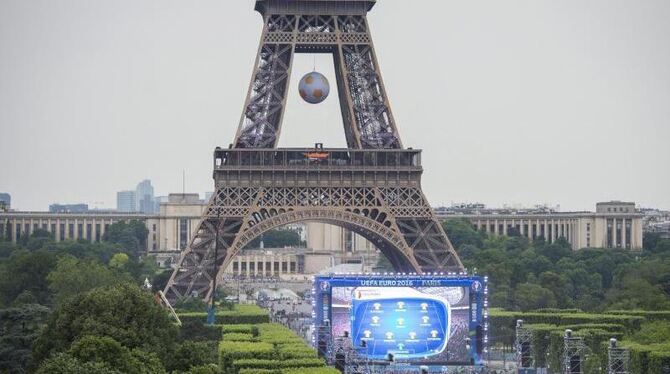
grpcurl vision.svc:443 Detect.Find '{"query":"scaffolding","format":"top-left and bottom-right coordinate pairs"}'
top-left (516, 319), bottom-right (534, 369)
top-left (563, 329), bottom-right (586, 374)
top-left (607, 338), bottom-right (630, 374)
top-left (317, 324), bottom-right (332, 360)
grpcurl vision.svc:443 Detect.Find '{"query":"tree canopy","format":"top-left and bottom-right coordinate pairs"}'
top-left (47, 255), bottom-right (134, 305)
top-left (33, 283), bottom-right (178, 364)
top-left (442, 218), bottom-right (670, 311)
top-left (0, 221), bottom-right (169, 373)
top-left (101, 220), bottom-right (148, 260)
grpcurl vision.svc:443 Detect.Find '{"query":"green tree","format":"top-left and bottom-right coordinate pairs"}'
top-left (629, 321), bottom-right (670, 344)
top-left (166, 341), bottom-right (217, 372)
top-left (47, 255), bottom-right (133, 305)
top-left (185, 365), bottom-right (221, 374)
top-left (108, 253), bottom-right (130, 268)
top-left (538, 271), bottom-right (572, 308)
top-left (152, 269), bottom-right (173, 293)
top-left (473, 248), bottom-right (513, 287)
top-left (25, 229), bottom-right (55, 251)
top-left (36, 353), bottom-right (121, 374)
top-left (437, 221), bottom-right (670, 311)
top-left (43, 240), bottom-right (118, 264)
top-left (0, 303), bottom-right (51, 373)
top-left (33, 283), bottom-right (178, 365)
top-left (505, 236), bottom-right (531, 254)
top-left (102, 220), bottom-right (148, 260)
top-left (442, 218), bottom-right (485, 252)
top-left (0, 249), bottom-right (57, 307)
top-left (514, 283), bottom-right (557, 311)
top-left (535, 239), bottom-right (572, 263)
top-left (643, 232), bottom-right (663, 252)
top-left (0, 240), bottom-right (15, 258)
top-left (174, 297), bottom-right (209, 312)
top-left (605, 275), bottom-right (670, 310)
top-left (122, 255), bottom-right (160, 283)
top-left (490, 284), bottom-right (513, 310)
top-left (67, 335), bottom-right (165, 374)
top-left (2, 218), bottom-right (10, 239)
top-left (654, 239), bottom-right (670, 254)
top-left (565, 267), bottom-right (604, 311)
top-left (12, 290), bottom-right (39, 306)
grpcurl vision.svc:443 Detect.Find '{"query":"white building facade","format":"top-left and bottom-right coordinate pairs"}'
top-left (0, 200), bottom-right (644, 257)
top-left (436, 201), bottom-right (643, 250)
top-left (0, 193), bottom-right (205, 253)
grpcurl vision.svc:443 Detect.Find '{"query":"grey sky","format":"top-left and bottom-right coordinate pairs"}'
top-left (1, 0), bottom-right (669, 212)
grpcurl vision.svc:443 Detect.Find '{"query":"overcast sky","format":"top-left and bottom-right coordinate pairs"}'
top-left (1, 0), bottom-right (669, 212)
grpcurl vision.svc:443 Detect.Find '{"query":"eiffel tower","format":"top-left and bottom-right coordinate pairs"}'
top-left (164, 0), bottom-right (463, 302)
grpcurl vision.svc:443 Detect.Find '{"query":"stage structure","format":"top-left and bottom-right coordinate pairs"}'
top-left (313, 274), bottom-right (488, 369)
top-left (563, 330), bottom-right (586, 374)
top-left (607, 339), bottom-right (629, 374)
top-left (515, 319), bottom-right (534, 370)
top-left (164, 0), bottom-right (464, 302)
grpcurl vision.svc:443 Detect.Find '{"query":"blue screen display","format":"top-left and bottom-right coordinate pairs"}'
top-left (351, 296), bottom-right (449, 359)
top-left (313, 275), bottom-right (486, 366)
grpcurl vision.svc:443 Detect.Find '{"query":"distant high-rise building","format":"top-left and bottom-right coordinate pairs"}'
top-left (136, 180), bottom-right (155, 214)
top-left (49, 203), bottom-right (89, 213)
top-left (117, 190), bottom-right (136, 212)
top-left (0, 193), bottom-right (10, 211)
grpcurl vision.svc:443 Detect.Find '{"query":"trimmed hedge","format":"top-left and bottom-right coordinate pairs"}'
top-left (187, 364), bottom-right (223, 374)
top-left (179, 320), bottom-right (224, 342)
top-left (524, 324), bottom-right (557, 367)
top-left (277, 344), bottom-right (318, 359)
top-left (232, 358), bottom-right (325, 371)
top-left (224, 333), bottom-right (256, 342)
top-left (219, 341), bottom-right (275, 369)
top-left (219, 322), bottom-right (324, 373)
top-left (492, 309), bottom-right (670, 372)
top-left (490, 309), bottom-right (644, 345)
top-left (532, 308), bottom-right (582, 314)
top-left (236, 305), bottom-right (267, 314)
top-left (223, 325), bottom-right (254, 334)
top-left (238, 369), bottom-right (339, 374)
top-left (524, 324), bottom-right (625, 369)
top-left (560, 323), bottom-right (625, 333)
top-left (577, 329), bottom-right (624, 351)
top-left (180, 305), bottom-right (270, 325)
top-left (619, 342), bottom-right (670, 374)
top-left (256, 324), bottom-right (304, 345)
top-left (648, 351), bottom-right (670, 373)
top-left (282, 368), bottom-right (341, 374)
top-left (604, 310), bottom-right (670, 322)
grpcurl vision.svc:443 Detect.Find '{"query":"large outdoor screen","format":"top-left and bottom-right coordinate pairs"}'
top-left (313, 274), bottom-right (487, 367)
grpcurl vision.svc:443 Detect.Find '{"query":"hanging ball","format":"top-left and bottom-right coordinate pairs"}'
top-left (298, 71), bottom-right (330, 104)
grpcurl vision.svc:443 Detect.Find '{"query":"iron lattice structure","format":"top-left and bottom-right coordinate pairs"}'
top-left (234, 0), bottom-right (401, 149)
top-left (164, 0), bottom-right (463, 303)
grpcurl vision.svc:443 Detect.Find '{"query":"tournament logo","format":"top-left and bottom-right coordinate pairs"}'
top-left (471, 281), bottom-right (482, 292)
